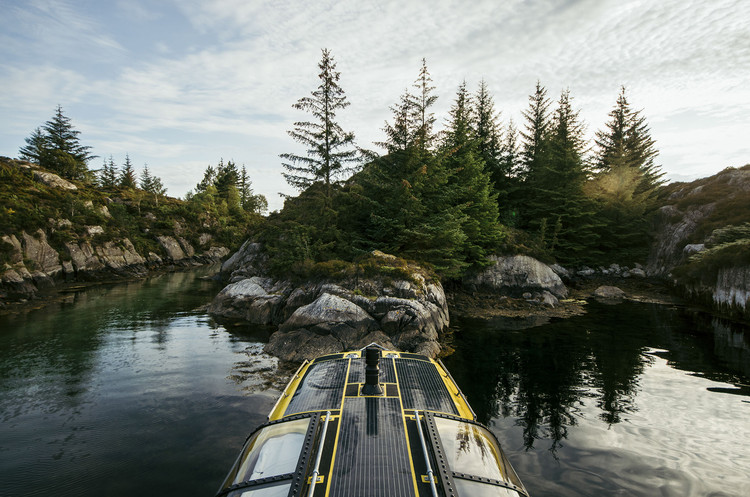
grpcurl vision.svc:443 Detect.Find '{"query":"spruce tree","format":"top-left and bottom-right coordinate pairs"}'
top-left (215, 159), bottom-right (239, 199)
top-left (19, 106), bottom-right (95, 181)
top-left (472, 79), bottom-right (503, 178)
top-left (520, 81), bottom-right (552, 182)
top-left (139, 164), bottom-right (154, 191)
top-left (517, 81), bottom-right (552, 229)
top-left (99, 155), bottom-right (119, 189)
top-left (595, 86), bottom-right (663, 192)
top-left (18, 127), bottom-right (48, 164)
top-left (541, 89), bottom-right (599, 263)
top-left (239, 165), bottom-right (268, 214)
top-left (408, 58), bottom-right (438, 152)
top-left (499, 119), bottom-right (521, 224)
top-left (195, 165), bottom-right (216, 193)
top-left (280, 48), bottom-right (357, 199)
top-left (119, 154), bottom-right (137, 189)
top-left (589, 87), bottom-right (664, 263)
top-left (441, 82), bottom-right (502, 272)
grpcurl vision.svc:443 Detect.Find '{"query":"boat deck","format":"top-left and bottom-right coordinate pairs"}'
top-left (217, 349), bottom-right (529, 497)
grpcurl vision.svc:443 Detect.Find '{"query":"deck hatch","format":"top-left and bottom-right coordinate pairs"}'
top-left (395, 359), bottom-right (459, 415)
top-left (284, 359), bottom-right (348, 415)
top-left (328, 397), bottom-right (415, 497)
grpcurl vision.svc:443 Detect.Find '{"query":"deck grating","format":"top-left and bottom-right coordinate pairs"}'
top-left (284, 359), bottom-right (348, 415)
top-left (395, 359), bottom-right (458, 415)
top-left (328, 397), bottom-right (415, 497)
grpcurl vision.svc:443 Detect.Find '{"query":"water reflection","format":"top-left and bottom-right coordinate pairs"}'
top-left (445, 302), bottom-right (750, 454)
top-left (0, 266), bottom-right (280, 497)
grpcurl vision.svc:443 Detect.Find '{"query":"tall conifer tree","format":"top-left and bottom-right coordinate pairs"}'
top-left (120, 154), bottom-right (137, 189)
top-left (281, 49), bottom-right (357, 200)
top-left (19, 106), bottom-right (94, 181)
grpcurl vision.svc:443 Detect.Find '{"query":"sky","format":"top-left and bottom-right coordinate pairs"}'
top-left (1, 0), bottom-right (749, 212)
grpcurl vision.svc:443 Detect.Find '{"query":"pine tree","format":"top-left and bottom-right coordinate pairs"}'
top-left (18, 127), bottom-right (48, 164)
top-left (595, 86), bottom-right (663, 192)
top-left (280, 48), bottom-right (357, 199)
top-left (408, 58), bottom-right (438, 152)
top-left (473, 79), bottom-right (503, 178)
top-left (19, 106), bottom-right (95, 181)
top-left (517, 81), bottom-right (552, 228)
top-left (441, 82), bottom-right (502, 272)
top-left (120, 154), bottom-right (137, 189)
top-left (99, 155), bottom-right (119, 189)
top-left (589, 87), bottom-right (665, 263)
top-left (195, 165), bottom-right (216, 193)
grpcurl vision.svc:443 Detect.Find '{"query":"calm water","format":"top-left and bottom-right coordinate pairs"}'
top-left (1, 269), bottom-right (749, 497)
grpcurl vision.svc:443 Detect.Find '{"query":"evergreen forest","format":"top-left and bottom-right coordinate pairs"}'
top-left (265, 50), bottom-right (665, 280)
top-left (6, 50), bottom-right (670, 282)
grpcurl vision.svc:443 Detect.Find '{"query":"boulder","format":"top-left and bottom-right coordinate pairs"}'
top-left (85, 225), bottom-right (104, 237)
top-left (264, 329), bottom-right (344, 363)
top-left (593, 285), bottom-right (626, 300)
top-left (209, 277), bottom-right (284, 324)
top-left (156, 236), bottom-right (187, 261)
top-left (211, 246), bottom-right (447, 360)
top-left (464, 255), bottom-right (568, 299)
top-left (21, 230), bottom-right (62, 277)
top-left (202, 246), bottom-right (230, 260)
top-left (178, 237), bottom-right (195, 258)
top-left (280, 293), bottom-right (379, 336)
top-left (1, 235), bottom-right (24, 265)
top-left (218, 240), bottom-right (268, 281)
top-left (32, 170), bottom-right (77, 190)
top-left (65, 241), bottom-right (105, 273)
top-left (95, 239), bottom-right (146, 274)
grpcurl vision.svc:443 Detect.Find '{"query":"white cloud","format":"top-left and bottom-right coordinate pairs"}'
top-left (1, 0), bottom-right (749, 212)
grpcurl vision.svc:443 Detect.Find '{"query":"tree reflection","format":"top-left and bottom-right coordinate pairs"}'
top-left (443, 302), bottom-right (710, 453)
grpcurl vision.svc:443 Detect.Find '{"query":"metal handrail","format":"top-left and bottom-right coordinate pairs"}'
top-left (307, 410), bottom-right (331, 497)
top-left (414, 410), bottom-right (439, 497)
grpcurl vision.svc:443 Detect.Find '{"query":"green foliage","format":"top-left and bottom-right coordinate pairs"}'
top-left (19, 106), bottom-right (95, 182)
top-left (0, 156), bottom-right (255, 265)
top-left (281, 48), bottom-right (358, 196)
top-left (119, 154), bottom-right (137, 189)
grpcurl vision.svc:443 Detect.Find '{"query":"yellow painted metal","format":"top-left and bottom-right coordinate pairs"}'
top-left (431, 357), bottom-right (475, 420)
top-left (267, 359), bottom-right (311, 420)
top-left (322, 358), bottom-right (352, 497)
top-left (391, 355), bottom-right (422, 497)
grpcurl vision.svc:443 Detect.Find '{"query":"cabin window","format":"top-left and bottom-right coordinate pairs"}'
top-left (434, 417), bottom-right (525, 495)
top-left (230, 418), bottom-right (310, 485)
top-left (453, 479), bottom-right (522, 497)
top-left (228, 481), bottom-right (291, 497)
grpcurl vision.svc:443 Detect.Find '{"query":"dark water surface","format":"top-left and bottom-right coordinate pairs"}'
top-left (1, 269), bottom-right (749, 497)
top-left (444, 303), bottom-right (750, 497)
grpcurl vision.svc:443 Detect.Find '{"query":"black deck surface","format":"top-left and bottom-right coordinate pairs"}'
top-left (285, 359), bottom-right (348, 415)
top-left (395, 358), bottom-right (459, 415)
top-left (328, 397), bottom-right (415, 497)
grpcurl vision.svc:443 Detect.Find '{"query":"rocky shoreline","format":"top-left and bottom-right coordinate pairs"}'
top-left (209, 245), bottom-right (449, 361)
top-left (0, 227), bottom-right (229, 311)
top-left (207, 244), bottom-right (689, 363)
